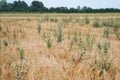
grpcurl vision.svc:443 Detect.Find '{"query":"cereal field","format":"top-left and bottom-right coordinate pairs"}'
top-left (0, 13), bottom-right (120, 80)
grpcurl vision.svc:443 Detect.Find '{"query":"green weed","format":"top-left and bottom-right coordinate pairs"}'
top-left (54, 24), bottom-right (64, 42)
top-left (18, 47), bottom-right (24, 60)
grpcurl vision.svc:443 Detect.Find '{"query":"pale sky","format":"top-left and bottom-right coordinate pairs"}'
top-left (7, 0), bottom-right (120, 9)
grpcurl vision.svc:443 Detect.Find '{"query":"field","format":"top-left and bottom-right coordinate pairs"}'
top-left (0, 13), bottom-right (120, 80)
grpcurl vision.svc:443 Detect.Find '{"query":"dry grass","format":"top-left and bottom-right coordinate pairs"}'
top-left (0, 13), bottom-right (120, 80)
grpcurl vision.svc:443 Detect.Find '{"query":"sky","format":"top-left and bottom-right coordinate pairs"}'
top-left (7, 0), bottom-right (120, 9)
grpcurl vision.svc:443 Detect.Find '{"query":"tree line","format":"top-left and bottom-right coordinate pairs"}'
top-left (0, 0), bottom-right (120, 13)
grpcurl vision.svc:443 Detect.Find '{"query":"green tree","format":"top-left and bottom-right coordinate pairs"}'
top-left (0, 0), bottom-right (7, 11)
top-left (6, 3), bottom-right (13, 11)
top-left (77, 6), bottom-right (81, 11)
top-left (13, 0), bottom-right (28, 12)
top-left (30, 1), bottom-right (44, 12)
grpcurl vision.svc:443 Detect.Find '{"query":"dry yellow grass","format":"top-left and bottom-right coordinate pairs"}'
top-left (0, 13), bottom-right (120, 80)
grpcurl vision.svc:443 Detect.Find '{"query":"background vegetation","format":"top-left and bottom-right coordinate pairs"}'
top-left (0, 0), bottom-right (120, 13)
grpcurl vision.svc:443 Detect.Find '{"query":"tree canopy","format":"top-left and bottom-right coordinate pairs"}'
top-left (0, 0), bottom-right (120, 13)
top-left (13, 1), bottom-right (28, 12)
top-left (30, 1), bottom-right (44, 12)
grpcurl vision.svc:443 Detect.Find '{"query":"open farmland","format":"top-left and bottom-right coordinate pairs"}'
top-left (0, 13), bottom-right (120, 80)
